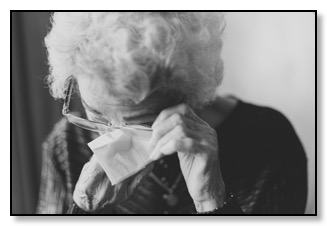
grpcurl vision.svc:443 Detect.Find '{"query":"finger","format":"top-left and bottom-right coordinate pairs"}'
top-left (149, 126), bottom-right (198, 161)
top-left (151, 103), bottom-right (188, 128)
top-left (156, 137), bottom-right (196, 157)
top-left (152, 103), bottom-right (207, 129)
top-left (153, 124), bottom-right (188, 151)
top-left (149, 113), bottom-right (187, 148)
top-left (150, 114), bottom-right (202, 148)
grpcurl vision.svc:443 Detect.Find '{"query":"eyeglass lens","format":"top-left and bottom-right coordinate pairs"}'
top-left (66, 114), bottom-right (108, 132)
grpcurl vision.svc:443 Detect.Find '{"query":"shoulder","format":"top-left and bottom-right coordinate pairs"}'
top-left (221, 99), bottom-right (307, 164)
top-left (232, 100), bottom-right (297, 135)
top-left (207, 96), bottom-right (294, 132)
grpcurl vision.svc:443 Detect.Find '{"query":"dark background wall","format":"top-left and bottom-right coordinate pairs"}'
top-left (12, 12), bottom-right (62, 214)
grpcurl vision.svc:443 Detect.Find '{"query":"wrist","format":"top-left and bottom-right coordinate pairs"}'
top-left (72, 196), bottom-right (92, 213)
top-left (193, 186), bottom-right (227, 213)
top-left (69, 200), bottom-right (89, 214)
top-left (195, 192), bottom-right (236, 214)
top-left (73, 192), bottom-right (102, 213)
top-left (194, 199), bottom-right (220, 212)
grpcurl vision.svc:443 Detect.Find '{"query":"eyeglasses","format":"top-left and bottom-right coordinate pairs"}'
top-left (62, 78), bottom-right (152, 133)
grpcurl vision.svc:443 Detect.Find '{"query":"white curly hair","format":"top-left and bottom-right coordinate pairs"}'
top-left (45, 12), bottom-right (225, 108)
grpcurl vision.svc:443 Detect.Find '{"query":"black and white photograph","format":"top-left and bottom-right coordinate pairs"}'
top-left (11, 11), bottom-right (316, 216)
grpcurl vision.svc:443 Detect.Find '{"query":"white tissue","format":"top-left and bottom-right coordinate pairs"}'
top-left (87, 128), bottom-right (153, 185)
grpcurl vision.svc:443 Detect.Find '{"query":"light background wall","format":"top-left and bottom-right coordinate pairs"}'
top-left (219, 12), bottom-right (315, 214)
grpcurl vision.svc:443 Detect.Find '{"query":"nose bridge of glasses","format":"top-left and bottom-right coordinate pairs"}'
top-left (108, 121), bottom-right (125, 129)
top-left (109, 123), bottom-right (152, 131)
top-left (62, 107), bottom-right (69, 116)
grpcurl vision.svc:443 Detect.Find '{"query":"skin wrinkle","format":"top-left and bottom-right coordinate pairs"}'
top-left (86, 105), bottom-right (159, 128)
top-left (80, 77), bottom-right (184, 126)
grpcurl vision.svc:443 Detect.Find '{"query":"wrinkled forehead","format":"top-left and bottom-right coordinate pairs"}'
top-left (77, 76), bottom-right (181, 125)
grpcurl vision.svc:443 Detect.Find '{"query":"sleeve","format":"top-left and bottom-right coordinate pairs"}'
top-left (36, 120), bottom-right (73, 214)
top-left (249, 110), bottom-right (308, 214)
top-left (182, 197), bottom-right (245, 214)
top-left (252, 159), bottom-right (308, 214)
top-left (209, 195), bottom-right (245, 214)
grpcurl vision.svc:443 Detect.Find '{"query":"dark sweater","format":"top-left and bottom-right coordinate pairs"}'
top-left (36, 99), bottom-right (307, 214)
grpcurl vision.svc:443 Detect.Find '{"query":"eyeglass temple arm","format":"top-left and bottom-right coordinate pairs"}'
top-left (62, 78), bottom-right (74, 116)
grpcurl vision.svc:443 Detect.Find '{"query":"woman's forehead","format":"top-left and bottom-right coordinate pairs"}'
top-left (78, 76), bottom-right (182, 123)
top-left (86, 99), bottom-right (160, 123)
top-left (80, 90), bottom-right (172, 125)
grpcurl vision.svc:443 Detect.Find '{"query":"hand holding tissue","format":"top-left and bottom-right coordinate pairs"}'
top-left (88, 127), bottom-right (153, 185)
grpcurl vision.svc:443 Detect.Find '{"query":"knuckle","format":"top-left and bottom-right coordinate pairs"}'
top-left (173, 113), bottom-right (183, 125)
top-left (151, 129), bottom-right (159, 139)
top-left (172, 139), bottom-right (181, 150)
top-left (185, 138), bottom-right (194, 148)
top-left (179, 103), bottom-right (188, 113)
top-left (152, 128), bottom-right (163, 142)
top-left (156, 138), bottom-right (164, 150)
top-left (175, 125), bottom-right (186, 136)
top-left (159, 109), bottom-right (170, 119)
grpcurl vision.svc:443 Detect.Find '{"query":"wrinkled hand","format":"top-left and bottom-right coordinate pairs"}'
top-left (73, 156), bottom-right (154, 212)
top-left (149, 103), bottom-right (226, 212)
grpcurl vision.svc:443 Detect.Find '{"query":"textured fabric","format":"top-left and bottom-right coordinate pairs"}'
top-left (36, 100), bottom-right (307, 214)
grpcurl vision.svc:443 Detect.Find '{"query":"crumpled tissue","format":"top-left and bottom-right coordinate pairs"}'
top-left (87, 128), bottom-right (153, 185)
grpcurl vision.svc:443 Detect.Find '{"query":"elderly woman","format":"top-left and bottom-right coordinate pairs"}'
top-left (36, 12), bottom-right (307, 214)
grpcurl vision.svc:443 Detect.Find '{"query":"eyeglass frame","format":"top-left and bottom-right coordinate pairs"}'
top-left (62, 78), bottom-right (153, 133)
